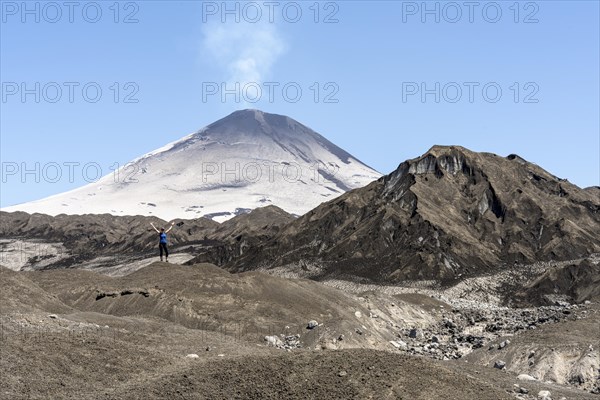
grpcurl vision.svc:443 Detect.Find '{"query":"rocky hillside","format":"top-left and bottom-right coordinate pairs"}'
top-left (222, 146), bottom-right (600, 284)
top-left (514, 257), bottom-right (600, 306)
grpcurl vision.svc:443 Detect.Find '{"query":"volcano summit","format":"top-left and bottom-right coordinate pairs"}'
top-left (3, 110), bottom-right (381, 221)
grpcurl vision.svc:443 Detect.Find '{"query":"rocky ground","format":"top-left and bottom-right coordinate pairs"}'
top-left (1, 259), bottom-right (598, 399)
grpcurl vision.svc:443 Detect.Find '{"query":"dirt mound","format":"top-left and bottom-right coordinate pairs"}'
top-left (0, 266), bottom-right (72, 314)
top-left (218, 146), bottom-right (599, 284)
top-left (1, 311), bottom-right (518, 400)
top-left (106, 349), bottom-right (514, 400)
top-left (0, 308), bottom-right (268, 400)
top-left (25, 262), bottom-right (394, 348)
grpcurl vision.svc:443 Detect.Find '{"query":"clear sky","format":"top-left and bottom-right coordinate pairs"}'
top-left (1, 0), bottom-right (599, 207)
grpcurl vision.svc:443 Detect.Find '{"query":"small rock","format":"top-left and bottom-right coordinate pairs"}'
top-left (307, 320), bottom-right (319, 329)
top-left (518, 374), bottom-right (536, 381)
top-left (528, 350), bottom-right (535, 358)
top-left (354, 311), bottom-right (362, 318)
top-left (338, 371), bottom-right (347, 377)
top-left (519, 387), bottom-right (529, 394)
top-left (570, 372), bottom-right (585, 384)
top-left (48, 314), bottom-right (57, 319)
top-left (537, 390), bottom-right (551, 400)
top-left (493, 360), bottom-right (506, 369)
top-left (185, 354), bottom-right (199, 359)
top-left (337, 334), bottom-right (344, 341)
top-left (217, 354), bottom-right (224, 357)
top-left (355, 328), bottom-right (363, 335)
top-left (498, 340), bottom-right (510, 349)
top-left (409, 328), bottom-right (424, 339)
top-left (444, 319), bottom-right (456, 329)
top-left (205, 346), bottom-right (211, 351)
top-left (264, 335), bottom-right (284, 347)
top-left (390, 340), bottom-right (408, 350)
top-left (584, 300), bottom-right (591, 305)
top-left (431, 336), bottom-right (439, 343)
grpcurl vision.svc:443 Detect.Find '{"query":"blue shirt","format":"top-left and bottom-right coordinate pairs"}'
top-left (159, 233), bottom-right (167, 244)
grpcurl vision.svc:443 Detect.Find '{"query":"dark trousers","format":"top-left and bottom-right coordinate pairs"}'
top-left (159, 243), bottom-right (169, 258)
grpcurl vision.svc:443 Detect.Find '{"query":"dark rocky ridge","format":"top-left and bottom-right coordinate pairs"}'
top-left (218, 145), bottom-right (600, 284)
top-left (0, 206), bottom-right (292, 269)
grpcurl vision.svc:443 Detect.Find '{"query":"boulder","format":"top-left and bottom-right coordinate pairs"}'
top-left (493, 360), bottom-right (506, 370)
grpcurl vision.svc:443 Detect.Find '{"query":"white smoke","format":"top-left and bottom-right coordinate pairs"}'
top-left (202, 21), bottom-right (287, 86)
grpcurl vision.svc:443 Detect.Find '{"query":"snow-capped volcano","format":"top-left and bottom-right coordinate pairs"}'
top-left (4, 110), bottom-right (381, 221)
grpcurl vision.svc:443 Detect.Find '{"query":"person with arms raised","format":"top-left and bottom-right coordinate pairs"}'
top-left (150, 221), bottom-right (175, 262)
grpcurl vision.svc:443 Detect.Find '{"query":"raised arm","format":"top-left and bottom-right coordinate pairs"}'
top-left (150, 222), bottom-right (160, 233)
top-left (165, 221), bottom-right (175, 233)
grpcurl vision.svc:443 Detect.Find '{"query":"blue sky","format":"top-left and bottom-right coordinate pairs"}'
top-left (1, 0), bottom-right (599, 207)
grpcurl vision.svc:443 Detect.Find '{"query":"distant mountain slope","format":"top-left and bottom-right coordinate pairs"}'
top-left (2, 110), bottom-right (381, 221)
top-left (224, 145), bottom-right (600, 283)
top-left (515, 257), bottom-right (600, 305)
